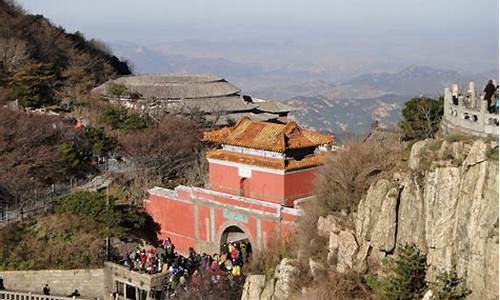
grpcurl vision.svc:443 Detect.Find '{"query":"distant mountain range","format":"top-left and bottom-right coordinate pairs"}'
top-left (111, 42), bottom-right (498, 135)
top-left (285, 94), bottom-right (407, 135)
top-left (282, 66), bottom-right (498, 134)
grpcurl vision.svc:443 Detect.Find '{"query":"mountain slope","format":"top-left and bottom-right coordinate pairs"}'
top-left (0, 0), bottom-right (131, 104)
top-left (286, 94), bottom-right (407, 135)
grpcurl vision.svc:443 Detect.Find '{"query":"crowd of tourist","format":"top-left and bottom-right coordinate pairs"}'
top-left (121, 237), bottom-right (251, 299)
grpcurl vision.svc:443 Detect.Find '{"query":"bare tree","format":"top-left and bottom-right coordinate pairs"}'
top-left (118, 116), bottom-right (202, 182)
top-left (315, 137), bottom-right (402, 214)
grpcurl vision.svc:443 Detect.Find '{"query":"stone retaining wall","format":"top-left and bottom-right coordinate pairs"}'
top-left (0, 269), bottom-right (105, 299)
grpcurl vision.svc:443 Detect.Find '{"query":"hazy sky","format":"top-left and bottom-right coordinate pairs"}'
top-left (16, 0), bottom-right (499, 76)
top-left (17, 0), bottom-right (499, 41)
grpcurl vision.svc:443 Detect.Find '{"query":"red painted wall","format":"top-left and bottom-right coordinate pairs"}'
top-left (145, 188), bottom-right (300, 254)
top-left (283, 168), bottom-right (317, 206)
top-left (145, 195), bottom-right (195, 254)
top-left (208, 163), bottom-right (241, 196)
top-left (208, 162), bottom-right (316, 206)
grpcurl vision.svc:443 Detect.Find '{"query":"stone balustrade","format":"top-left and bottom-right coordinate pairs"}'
top-left (0, 291), bottom-right (87, 300)
top-left (442, 82), bottom-right (498, 137)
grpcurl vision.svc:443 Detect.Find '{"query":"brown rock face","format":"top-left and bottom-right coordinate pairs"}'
top-left (354, 139), bottom-right (498, 300)
top-left (242, 139), bottom-right (498, 300)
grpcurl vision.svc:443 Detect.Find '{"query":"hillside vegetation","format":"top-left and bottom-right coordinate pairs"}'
top-left (0, 0), bottom-right (208, 270)
top-left (0, 0), bottom-right (131, 107)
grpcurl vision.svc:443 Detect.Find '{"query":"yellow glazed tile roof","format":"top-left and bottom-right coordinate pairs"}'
top-left (203, 117), bottom-right (334, 152)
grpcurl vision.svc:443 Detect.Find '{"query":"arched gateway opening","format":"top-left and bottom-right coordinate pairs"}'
top-left (220, 225), bottom-right (253, 257)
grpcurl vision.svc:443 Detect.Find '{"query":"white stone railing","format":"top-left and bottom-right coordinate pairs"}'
top-left (0, 291), bottom-right (88, 300)
top-left (442, 84), bottom-right (499, 137)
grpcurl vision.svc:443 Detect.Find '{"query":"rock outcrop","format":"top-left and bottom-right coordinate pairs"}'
top-left (354, 139), bottom-right (498, 300)
top-left (241, 258), bottom-right (300, 300)
top-left (243, 138), bottom-right (498, 300)
top-left (241, 275), bottom-right (267, 300)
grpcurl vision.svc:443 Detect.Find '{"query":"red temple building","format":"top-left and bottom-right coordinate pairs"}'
top-left (144, 117), bottom-right (334, 255)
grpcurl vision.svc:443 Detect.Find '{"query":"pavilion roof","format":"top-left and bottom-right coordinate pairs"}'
top-left (93, 74), bottom-right (240, 100)
top-left (203, 117), bottom-right (334, 152)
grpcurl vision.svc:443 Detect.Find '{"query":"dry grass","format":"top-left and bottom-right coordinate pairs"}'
top-left (293, 271), bottom-right (375, 300)
top-left (294, 199), bottom-right (330, 262)
top-left (0, 214), bottom-right (106, 270)
top-left (444, 131), bottom-right (476, 144)
top-left (314, 137), bottom-right (403, 214)
top-left (245, 234), bottom-right (296, 279)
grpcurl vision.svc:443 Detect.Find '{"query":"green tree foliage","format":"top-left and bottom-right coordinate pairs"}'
top-left (100, 105), bottom-right (148, 131)
top-left (106, 82), bottom-right (128, 98)
top-left (0, 215), bottom-right (106, 270)
top-left (0, 1), bottom-right (131, 105)
top-left (399, 97), bottom-right (444, 140)
top-left (56, 191), bottom-right (146, 237)
top-left (57, 141), bottom-right (92, 177)
top-left (10, 63), bottom-right (57, 108)
top-left (487, 147), bottom-right (499, 161)
top-left (121, 113), bottom-right (148, 131)
top-left (431, 271), bottom-right (472, 300)
top-left (84, 126), bottom-right (116, 160)
top-left (369, 243), bottom-right (428, 300)
top-left (0, 223), bottom-right (25, 270)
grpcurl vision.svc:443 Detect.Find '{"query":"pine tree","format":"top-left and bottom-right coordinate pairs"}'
top-left (10, 63), bottom-right (57, 108)
top-left (431, 271), bottom-right (471, 300)
top-left (376, 243), bottom-right (428, 300)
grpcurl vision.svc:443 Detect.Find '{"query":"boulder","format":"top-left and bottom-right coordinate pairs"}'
top-left (437, 140), bottom-right (450, 160)
top-left (409, 139), bottom-right (432, 170)
top-left (273, 258), bottom-right (300, 300)
top-left (327, 232), bottom-right (339, 266)
top-left (353, 242), bottom-right (370, 274)
top-left (336, 230), bottom-right (359, 273)
top-left (260, 278), bottom-right (275, 300)
top-left (317, 214), bottom-right (341, 237)
top-left (309, 257), bottom-right (326, 280)
top-left (241, 275), bottom-right (266, 300)
top-left (462, 139), bottom-right (488, 168)
top-left (422, 290), bottom-right (435, 300)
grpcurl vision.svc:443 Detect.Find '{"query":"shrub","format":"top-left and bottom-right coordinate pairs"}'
top-left (0, 215), bottom-right (106, 270)
top-left (106, 82), bottom-right (128, 98)
top-left (369, 243), bottom-right (428, 300)
top-left (315, 138), bottom-right (401, 214)
top-left (487, 147), bottom-right (498, 161)
top-left (444, 132), bottom-right (474, 144)
top-left (10, 63), bottom-right (57, 108)
top-left (120, 112), bottom-right (148, 131)
top-left (0, 223), bottom-right (26, 270)
top-left (299, 272), bottom-right (374, 300)
top-left (83, 126), bottom-right (116, 160)
top-left (100, 105), bottom-right (148, 131)
top-left (245, 236), bottom-right (295, 279)
top-left (56, 191), bottom-right (146, 237)
top-left (430, 270), bottom-right (471, 300)
top-left (399, 97), bottom-right (443, 140)
top-left (57, 141), bottom-right (93, 177)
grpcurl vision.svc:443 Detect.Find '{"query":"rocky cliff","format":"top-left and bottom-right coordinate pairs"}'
top-left (243, 138), bottom-right (498, 300)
